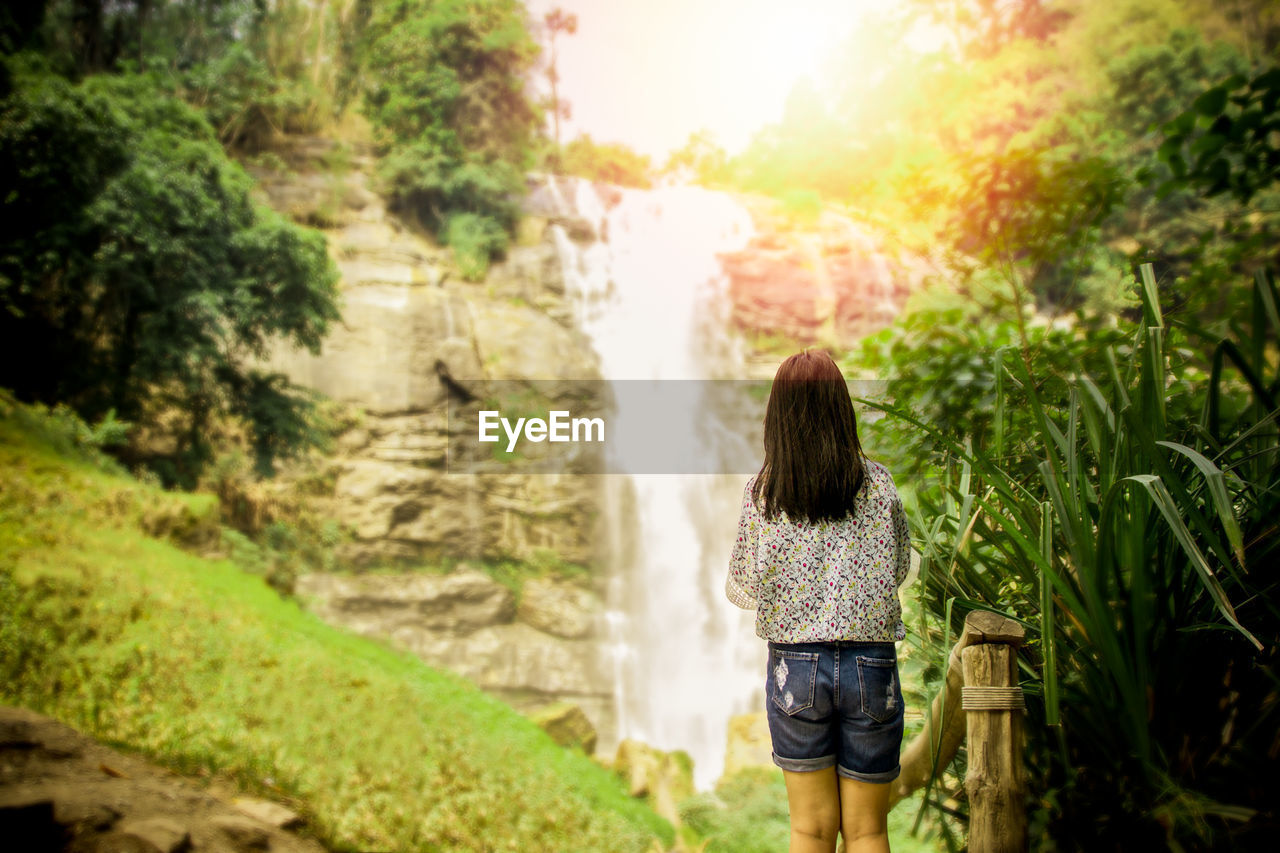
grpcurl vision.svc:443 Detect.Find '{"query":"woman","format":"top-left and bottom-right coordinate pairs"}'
top-left (726, 349), bottom-right (911, 853)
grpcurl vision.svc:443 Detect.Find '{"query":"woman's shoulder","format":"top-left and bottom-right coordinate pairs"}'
top-left (861, 458), bottom-right (898, 492)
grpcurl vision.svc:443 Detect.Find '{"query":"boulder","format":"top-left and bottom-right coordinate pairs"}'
top-left (529, 703), bottom-right (598, 753)
top-left (230, 797), bottom-right (301, 830)
top-left (0, 798), bottom-right (66, 851)
top-left (0, 707), bottom-right (326, 853)
top-left (115, 818), bottom-right (190, 853)
top-left (719, 207), bottom-right (927, 348)
top-left (484, 242), bottom-right (572, 324)
top-left (80, 830), bottom-right (163, 852)
top-left (722, 711), bottom-right (775, 777)
top-left (209, 814), bottom-right (270, 850)
top-left (247, 150), bottom-right (608, 574)
top-left (612, 740), bottom-right (695, 827)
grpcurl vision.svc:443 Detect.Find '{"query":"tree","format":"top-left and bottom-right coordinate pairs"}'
top-left (358, 0), bottom-right (540, 279)
top-left (905, 0), bottom-right (1071, 58)
top-left (542, 6), bottom-right (576, 161)
top-left (663, 130), bottom-right (730, 186)
top-left (561, 133), bottom-right (652, 188)
top-left (0, 65), bottom-right (340, 485)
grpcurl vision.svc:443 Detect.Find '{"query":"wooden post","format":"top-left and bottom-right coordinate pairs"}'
top-left (891, 610), bottom-right (1025, 810)
top-left (961, 611), bottom-right (1026, 853)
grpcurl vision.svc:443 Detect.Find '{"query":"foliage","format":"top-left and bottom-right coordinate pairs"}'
top-left (1152, 64), bottom-right (1280, 308)
top-left (201, 447), bottom-right (347, 595)
top-left (446, 211), bottom-right (512, 281)
top-left (356, 0), bottom-right (539, 277)
top-left (854, 293), bottom-right (1132, 486)
top-left (942, 147), bottom-right (1125, 309)
top-left (0, 388), bottom-right (129, 473)
top-left (0, 63), bottom-right (340, 486)
top-left (0, 406), bottom-right (674, 852)
top-left (1159, 65), bottom-right (1280, 204)
top-left (180, 38), bottom-right (321, 150)
top-left (677, 768), bottom-right (947, 853)
top-left (678, 769), bottom-right (791, 853)
top-left (662, 130), bottom-right (731, 186)
top-left (559, 133), bottom-right (653, 188)
top-left (26, 1), bottom-right (357, 149)
top-left (863, 266), bottom-right (1279, 848)
top-left (34, 0), bottom-right (258, 77)
top-left (1096, 29), bottom-right (1264, 323)
top-left (726, 3), bottom-right (1275, 315)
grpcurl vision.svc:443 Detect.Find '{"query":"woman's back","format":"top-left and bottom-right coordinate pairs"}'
top-left (726, 458), bottom-right (910, 643)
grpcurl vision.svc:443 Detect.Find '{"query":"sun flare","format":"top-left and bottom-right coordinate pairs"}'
top-left (525, 0), bottom-right (938, 157)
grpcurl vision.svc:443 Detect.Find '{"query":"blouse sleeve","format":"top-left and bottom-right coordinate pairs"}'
top-left (891, 494), bottom-right (912, 588)
top-left (725, 479), bottom-right (760, 609)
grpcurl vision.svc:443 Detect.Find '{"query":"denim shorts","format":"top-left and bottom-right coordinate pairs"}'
top-left (764, 640), bottom-right (904, 783)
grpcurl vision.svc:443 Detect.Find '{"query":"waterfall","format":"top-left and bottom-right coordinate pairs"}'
top-left (549, 178), bottom-right (765, 788)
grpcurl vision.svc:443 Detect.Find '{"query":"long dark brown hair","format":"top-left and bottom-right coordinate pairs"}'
top-left (753, 349), bottom-right (867, 522)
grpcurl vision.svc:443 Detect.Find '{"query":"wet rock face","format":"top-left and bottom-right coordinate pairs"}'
top-left (517, 577), bottom-right (600, 639)
top-left (720, 206), bottom-right (932, 348)
top-left (297, 569), bottom-right (516, 634)
top-left (246, 137), bottom-right (603, 568)
top-left (0, 707), bottom-right (325, 853)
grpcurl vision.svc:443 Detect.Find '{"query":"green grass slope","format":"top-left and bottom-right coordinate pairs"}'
top-left (0, 403), bottom-right (672, 852)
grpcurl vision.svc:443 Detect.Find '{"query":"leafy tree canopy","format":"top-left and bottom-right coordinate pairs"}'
top-left (0, 59), bottom-right (340, 486)
top-left (561, 134), bottom-right (653, 189)
top-left (356, 0), bottom-right (540, 279)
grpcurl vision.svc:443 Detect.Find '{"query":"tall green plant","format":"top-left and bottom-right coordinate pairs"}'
top-left (866, 263), bottom-right (1278, 848)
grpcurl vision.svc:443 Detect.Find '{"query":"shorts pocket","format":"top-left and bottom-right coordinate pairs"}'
top-left (769, 649), bottom-right (818, 716)
top-left (857, 656), bottom-right (900, 723)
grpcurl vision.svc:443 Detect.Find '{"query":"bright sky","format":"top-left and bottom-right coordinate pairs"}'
top-left (523, 0), bottom-right (948, 160)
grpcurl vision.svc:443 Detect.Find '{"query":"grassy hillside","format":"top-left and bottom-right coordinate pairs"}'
top-left (0, 397), bottom-right (672, 852)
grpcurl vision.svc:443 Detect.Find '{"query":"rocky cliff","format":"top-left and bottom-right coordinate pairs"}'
top-left (244, 137), bottom-right (620, 751)
top-left (248, 137), bottom-right (604, 570)
top-left (721, 200), bottom-right (934, 350)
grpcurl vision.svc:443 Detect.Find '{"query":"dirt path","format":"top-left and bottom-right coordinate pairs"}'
top-left (0, 706), bottom-right (332, 853)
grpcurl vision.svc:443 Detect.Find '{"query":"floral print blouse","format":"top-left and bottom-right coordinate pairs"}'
top-left (725, 459), bottom-right (911, 643)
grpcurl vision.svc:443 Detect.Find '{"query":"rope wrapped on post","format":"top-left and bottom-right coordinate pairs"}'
top-left (961, 685), bottom-right (1025, 711)
top-left (889, 610), bottom-right (1026, 809)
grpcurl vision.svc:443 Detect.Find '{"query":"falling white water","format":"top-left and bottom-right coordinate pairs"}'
top-left (549, 178), bottom-right (767, 788)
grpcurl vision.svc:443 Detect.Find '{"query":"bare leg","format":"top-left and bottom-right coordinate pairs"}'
top-left (837, 776), bottom-right (891, 853)
top-left (782, 768), bottom-right (842, 853)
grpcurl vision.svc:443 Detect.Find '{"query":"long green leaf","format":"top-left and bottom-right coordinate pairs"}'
top-left (1255, 269), bottom-right (1280, 339)
top-left (1156, 440), bottom-right (1246, 570)
top-left (1121, 403), bottom-right (1244, 585)
top-left (1125, 474), bottom-right (1262, 650)
top-left (1039, 501), bottom-right (1060, 726)
top-left (994, 346), bottom-right (1008, 459)
top-left (1139, 263), bottom-right (1164, 330)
